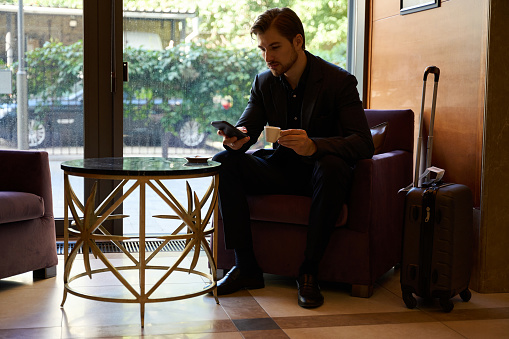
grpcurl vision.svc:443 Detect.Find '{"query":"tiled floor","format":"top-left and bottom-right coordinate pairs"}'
top-left (1, 251), bottom-right (509, 338)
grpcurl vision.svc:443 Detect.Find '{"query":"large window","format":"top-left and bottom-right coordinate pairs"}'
top-left (0, 0), bottom-right (352, 235)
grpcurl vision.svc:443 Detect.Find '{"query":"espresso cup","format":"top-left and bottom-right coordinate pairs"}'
top-left (264, 126), bottom-right (281, 143)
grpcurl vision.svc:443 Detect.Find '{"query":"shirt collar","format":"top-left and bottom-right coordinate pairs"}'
top-left (279, 54), bottom-right (311, 93)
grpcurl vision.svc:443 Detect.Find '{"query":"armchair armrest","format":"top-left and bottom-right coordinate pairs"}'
top-left (347, 150), bottom-right (413, 233)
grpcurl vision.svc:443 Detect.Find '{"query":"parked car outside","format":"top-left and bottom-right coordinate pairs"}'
top-left (0, 35), bottom-right (264, 149)
top-left (0, 91), bottom-right (208, 148)
top-left (0, 91), bottom-right (83, 148)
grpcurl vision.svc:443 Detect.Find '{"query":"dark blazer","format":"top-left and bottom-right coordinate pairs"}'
top-left (235, 51), bottom-right (374, 166)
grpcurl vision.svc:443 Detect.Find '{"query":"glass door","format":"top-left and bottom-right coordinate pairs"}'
top-left (121, 3), bottom-right (263, 236)
top-left (120, 6), bottom-right (212, 236)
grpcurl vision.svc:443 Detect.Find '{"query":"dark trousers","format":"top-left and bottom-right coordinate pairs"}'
top-left (212, 148), bottom-right (353, 275)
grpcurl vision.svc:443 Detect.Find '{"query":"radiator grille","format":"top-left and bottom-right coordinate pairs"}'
top-left (56, 239), bottom-right (189, 255)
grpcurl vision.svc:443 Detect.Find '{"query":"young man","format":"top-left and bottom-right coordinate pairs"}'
top-left (212, 7), bottom-right (374, 308)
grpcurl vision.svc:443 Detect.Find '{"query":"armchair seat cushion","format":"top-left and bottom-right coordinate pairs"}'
top-left (247, 194), bottom-right (348, 227)
top-left (0, 192), bottom-right (44, 224)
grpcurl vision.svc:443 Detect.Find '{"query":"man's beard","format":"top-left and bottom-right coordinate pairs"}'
top-left (268, 48), bottom-right (298, 77)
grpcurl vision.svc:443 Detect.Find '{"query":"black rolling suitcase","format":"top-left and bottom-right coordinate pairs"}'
top-left (400, 66), bottom-right (474, 312)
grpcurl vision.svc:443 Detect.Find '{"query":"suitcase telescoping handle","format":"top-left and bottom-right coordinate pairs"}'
top-left (414, 66), bottom-right (440, 187)
top-left (423, 66), bottom-right (440, 81)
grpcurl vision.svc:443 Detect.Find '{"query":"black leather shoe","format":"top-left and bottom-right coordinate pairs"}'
top-left (297, 274), bottom-right (324, 308)
top-left (215, 266), bottom-right (264, 295)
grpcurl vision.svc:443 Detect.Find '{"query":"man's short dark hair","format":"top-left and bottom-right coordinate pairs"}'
top-left (250, 7), bottom-right (306, 50)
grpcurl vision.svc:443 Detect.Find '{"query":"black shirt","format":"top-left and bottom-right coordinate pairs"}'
top-left (279, 58), bottom-right (311, 130)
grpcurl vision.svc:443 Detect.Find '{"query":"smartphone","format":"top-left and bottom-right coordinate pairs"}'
top-left (211, 121), bottom-right (248, 139)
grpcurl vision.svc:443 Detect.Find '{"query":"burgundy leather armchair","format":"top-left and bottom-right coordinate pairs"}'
top-left (0, 150), bottom-right (58, 279)
top-left (215, 109), bottom-right (414, 297)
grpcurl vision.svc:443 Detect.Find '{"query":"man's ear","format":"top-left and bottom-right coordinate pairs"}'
top-left (293, 34), bottom-right (304, 50)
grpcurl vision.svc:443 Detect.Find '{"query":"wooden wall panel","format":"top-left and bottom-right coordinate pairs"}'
top-left (368, 0), bottom-right (487, 207)
top-left (372, 0), bottom-right (399, 21)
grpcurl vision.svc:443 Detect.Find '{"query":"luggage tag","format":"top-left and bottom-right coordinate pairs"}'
top-left (399, 166), bottom-right (445, 192)
top-left (420, 166), bottom-right (445, 186)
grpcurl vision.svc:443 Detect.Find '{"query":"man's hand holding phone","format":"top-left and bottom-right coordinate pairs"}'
top-left (211, 121), bottom-right (250, 150)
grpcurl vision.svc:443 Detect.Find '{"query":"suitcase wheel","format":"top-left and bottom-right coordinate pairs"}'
top-left (439, 298), bottom-right (454, 312)
top-left (402, 291), bottom-right (417, 309)
top-left (460, 289), bottom-right (472, 302)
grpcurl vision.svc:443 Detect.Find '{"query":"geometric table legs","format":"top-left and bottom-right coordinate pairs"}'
top-left (61, 173), bottom-right (219, 327)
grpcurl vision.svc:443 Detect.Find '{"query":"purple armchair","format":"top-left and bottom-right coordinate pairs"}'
top-left (0, 150), bottom-right (58, 279)
top-left (215, 109), bottom-right (414, 297)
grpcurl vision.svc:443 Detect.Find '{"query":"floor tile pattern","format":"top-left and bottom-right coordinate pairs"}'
top-left (1, 254), bottom-right (508, 338)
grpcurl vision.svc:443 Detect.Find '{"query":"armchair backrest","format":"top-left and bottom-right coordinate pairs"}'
top-left (0, 150), bottom-right (53, 218)
top-left (365, 109), bottom-right (414, 154)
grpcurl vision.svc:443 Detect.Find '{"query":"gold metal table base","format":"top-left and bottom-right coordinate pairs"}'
top-left (60, 170), bottom-right (219, 328)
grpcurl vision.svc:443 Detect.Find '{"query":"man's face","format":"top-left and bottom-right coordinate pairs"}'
top-left (257, 27), bottom-right (299, 77)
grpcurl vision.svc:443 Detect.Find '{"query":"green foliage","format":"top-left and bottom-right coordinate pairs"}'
top-left (5, 40), bottom-right (265, 135)
top-left (10, 0), bottom-right (348, 64)
top-left (0, 40), bottom-right (83, 121)
top-left (25, 40), bottom-right (83, 101)
top-left (123, 41), bottom-right (265, 135)
top-left (171, 0), bottom-right (348, 66)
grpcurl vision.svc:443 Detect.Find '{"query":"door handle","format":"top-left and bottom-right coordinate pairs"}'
top-left (123, 62), bottom-right (129, 82)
